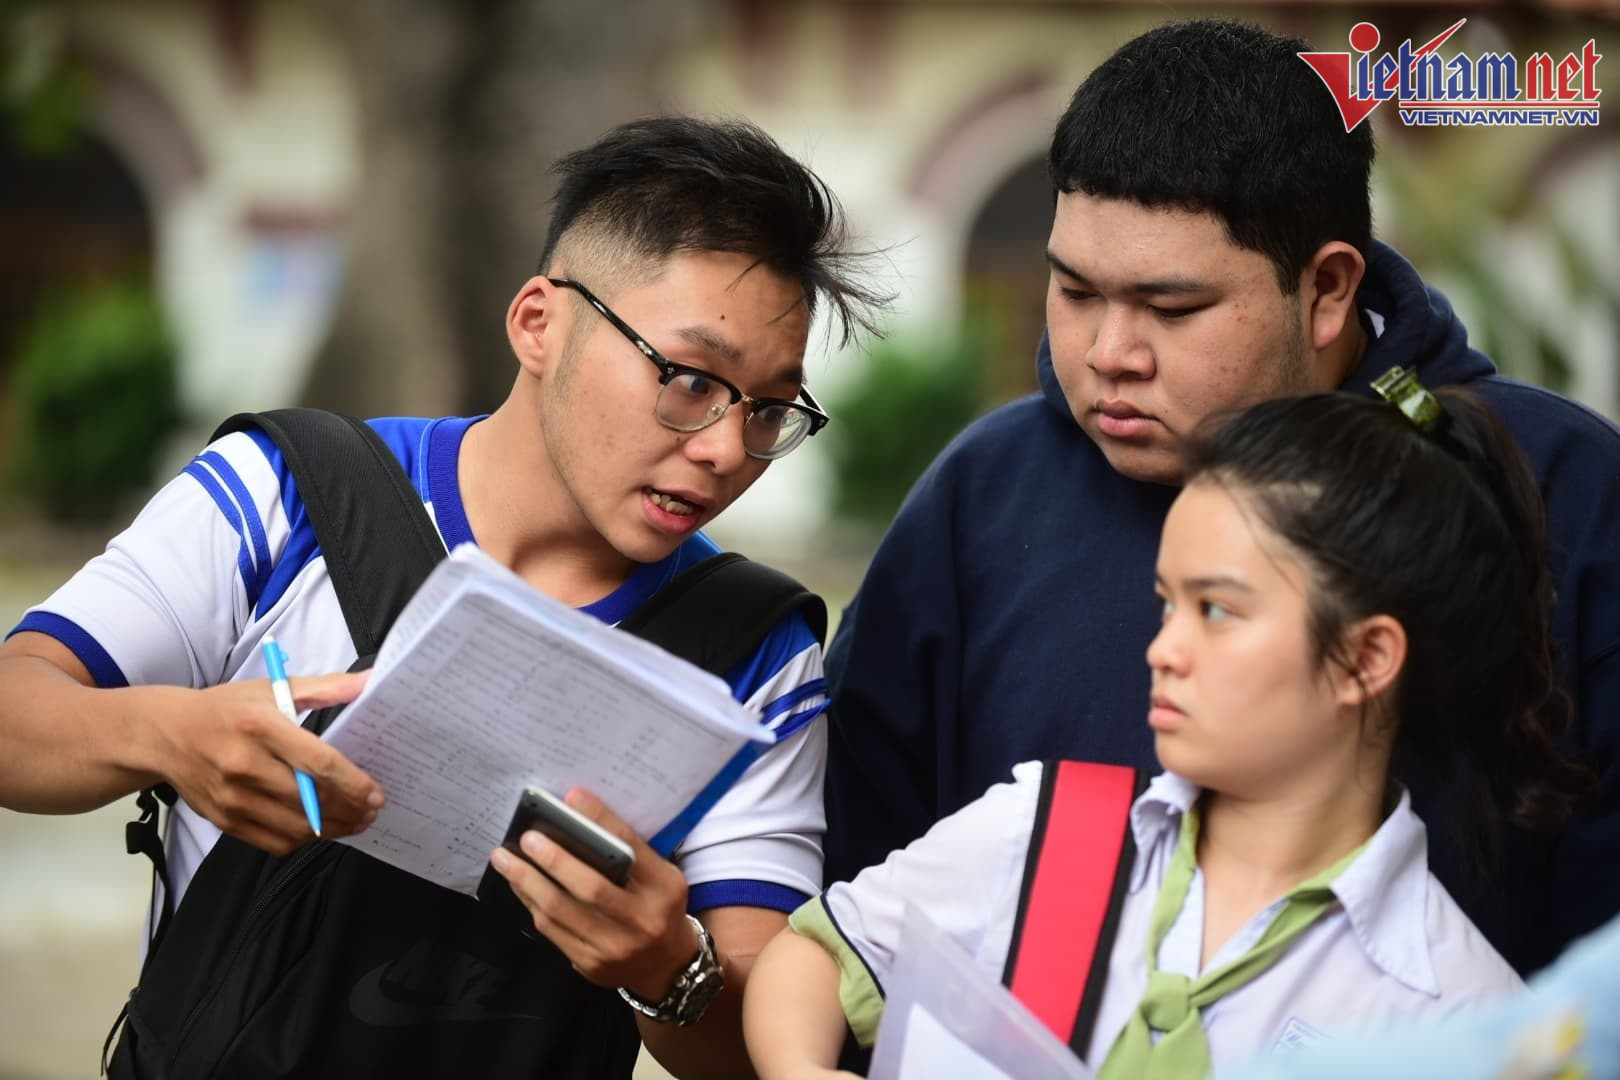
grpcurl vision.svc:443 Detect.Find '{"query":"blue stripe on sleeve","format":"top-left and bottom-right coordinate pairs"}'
top-left (242, 428), bottom-right (320, 619)
top-left (761, 678), bottom-right (827, 722)
top-left (648, 741), bottom-right (767, 856)
top-left (688, 879), bottom-right (811, 915)
top-left (241, 428), bottom-right (298, 531)
top-left (722, 609), bottom-right (821, 705)
top-left (242, 416), bottom-right (439, 621)
top-left (766, 698), bottom-right (827, 742)
top-left (184, 462), bottom-right (262, 608)
top-left (6, 612), bottom-right (129, 688)
top-left (199, 451), bottom-right (270, 599)
top-left (255, 522), bottom-right (321, 619)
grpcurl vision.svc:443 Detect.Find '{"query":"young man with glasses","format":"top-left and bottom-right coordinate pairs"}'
top-left (0, 116), bottom-right (886, 1078)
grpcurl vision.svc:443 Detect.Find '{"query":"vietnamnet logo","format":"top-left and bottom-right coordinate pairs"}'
top-left (1300, 19), bottom-right (1602, 130)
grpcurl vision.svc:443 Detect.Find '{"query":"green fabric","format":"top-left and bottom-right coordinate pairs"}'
top-left (1096, 804), bottom-right (1367, 1080)
top-left (789, 896), bottom-right (888, 1048)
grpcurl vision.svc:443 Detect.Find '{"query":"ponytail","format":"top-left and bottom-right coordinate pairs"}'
top-left (1413, 389), bottom-right (1590, 839)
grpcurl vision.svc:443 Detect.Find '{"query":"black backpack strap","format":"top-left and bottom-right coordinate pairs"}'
top-left (211, 409), bottom-right (448, 656)
top-left (1003, 760), bottom-right (1149, 1056)
top-left (617, 551), bottom-right (828, 675)
top-left (124, 410), bottom-right (447, 957)
top-left (119, 786), bottom-right (174, 981)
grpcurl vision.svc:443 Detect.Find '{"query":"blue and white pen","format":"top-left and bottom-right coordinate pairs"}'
top-left (261, 635), bottom-right (322, 837)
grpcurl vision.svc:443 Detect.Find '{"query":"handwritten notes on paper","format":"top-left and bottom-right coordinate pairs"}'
top-left (323, 544), bottom-right (770, 895)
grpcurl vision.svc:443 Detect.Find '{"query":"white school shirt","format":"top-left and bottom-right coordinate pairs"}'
top-left (819, 763), bottom-right (1522, 1072)
top-left (11, 416), bottom-right (829, 936)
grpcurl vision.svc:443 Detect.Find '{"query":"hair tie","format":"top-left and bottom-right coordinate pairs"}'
top-left (1371, 366), bottom-right (1444, 433)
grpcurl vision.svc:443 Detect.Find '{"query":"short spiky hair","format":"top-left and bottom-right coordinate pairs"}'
top-left (1050, 19), bottom-right (1374, 291)
top-left (539, 116), bottom-right (889, 347)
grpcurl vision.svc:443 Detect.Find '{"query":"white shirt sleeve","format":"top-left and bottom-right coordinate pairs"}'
top-left (820, 760), bottom-right (1045, 989)
top-left (672, 633), bottom-right (829, 907)
top-left (18, 432), bottom-right (285, 689)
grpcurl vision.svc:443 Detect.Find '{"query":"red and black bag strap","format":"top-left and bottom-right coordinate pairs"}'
top-left (1002, 760), bottom-right (1150, 1055)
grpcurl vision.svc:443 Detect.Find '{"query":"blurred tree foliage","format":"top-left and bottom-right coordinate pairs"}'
top-left (1, 3), bottom-right (178, 522)
top-left (826, 303), bottom-right (999, 532)
top-left (0, 11), bottom-right (89, 158)
top-left (1379, 130), bottom-right (1616, 401)
top-left (4, 279), bottom-right (179, 520)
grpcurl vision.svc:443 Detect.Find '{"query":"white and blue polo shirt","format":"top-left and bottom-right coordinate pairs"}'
top-left (10, 416), bottom-right (829, 929)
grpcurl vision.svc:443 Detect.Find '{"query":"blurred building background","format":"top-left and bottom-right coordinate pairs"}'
top-left (0, 1), bottom-right (1615, 1077)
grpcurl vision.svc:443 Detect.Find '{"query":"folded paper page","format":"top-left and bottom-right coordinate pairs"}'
top-left (323, 543), bottom-right (771, 895)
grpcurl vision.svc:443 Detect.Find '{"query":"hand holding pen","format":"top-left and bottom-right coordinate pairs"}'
top-left (130, 649), bottom-right (382, 856)
top-left (261, 636), bottom-right (325, 836)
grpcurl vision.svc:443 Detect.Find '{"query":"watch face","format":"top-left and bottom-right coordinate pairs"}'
top-left (676, 966), bottom-right (724, 1025)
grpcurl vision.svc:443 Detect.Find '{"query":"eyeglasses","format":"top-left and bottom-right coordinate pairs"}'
top-left (548, 277), bottom-right (829, 461)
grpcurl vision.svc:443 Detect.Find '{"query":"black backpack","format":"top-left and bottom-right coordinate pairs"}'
top-left (105, 408), bottom-right (827, 1079)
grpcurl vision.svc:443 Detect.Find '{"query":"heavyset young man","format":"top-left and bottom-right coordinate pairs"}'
top-left (824, 19), bottom-right (1620, 980)
top-left (0, 116), bottom-right (885, 1078)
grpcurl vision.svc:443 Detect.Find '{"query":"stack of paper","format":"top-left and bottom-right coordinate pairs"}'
top-left (323, 543), bottom-right (772, 895)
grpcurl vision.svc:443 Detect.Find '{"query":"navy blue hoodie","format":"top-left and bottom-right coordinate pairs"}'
top-left (824, 241), bottom-right (1620, 976)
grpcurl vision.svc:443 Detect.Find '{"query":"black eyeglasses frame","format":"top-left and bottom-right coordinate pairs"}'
top-left (547, 277), bottom-right (829, 459)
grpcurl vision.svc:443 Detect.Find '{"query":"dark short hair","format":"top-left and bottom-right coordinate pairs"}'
top-left (1183, 390), bottom-right (1592, 867)
top-left (539, 116), bottom-right (889, 347)
top-left (1050, 19), bottom-right (1374, 291)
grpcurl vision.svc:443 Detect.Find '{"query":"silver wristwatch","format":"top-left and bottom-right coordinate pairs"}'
top-left (617, 914), bottom-right (724, 1027)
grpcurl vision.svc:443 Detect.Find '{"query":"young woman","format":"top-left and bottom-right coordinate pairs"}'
top-left (743, 380), bottom-right (1590, 1080)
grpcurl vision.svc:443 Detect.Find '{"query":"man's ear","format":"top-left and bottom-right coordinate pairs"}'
top-left (507, 275), bottom-right (564, 380)
top-left (1332, 614), bottom-right (1406, 709)
top-left (1301, 241), bottom-right (1366, 353)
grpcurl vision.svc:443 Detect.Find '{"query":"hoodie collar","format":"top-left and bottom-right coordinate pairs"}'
top-left (1343, 240), bottom-right (1495, 395)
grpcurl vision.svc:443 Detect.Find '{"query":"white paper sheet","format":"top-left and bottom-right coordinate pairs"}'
top-left (323, 544), bottom-right (771, 895)
top-left (869, 903), bottom-right (1097, 1080)
top-left (896, 1006), bottom-right (1016, 1080)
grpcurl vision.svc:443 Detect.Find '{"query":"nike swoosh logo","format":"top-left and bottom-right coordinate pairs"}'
top-left (348, 963), bottom-right (545, 1026)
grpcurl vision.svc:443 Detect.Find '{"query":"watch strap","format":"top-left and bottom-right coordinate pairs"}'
top-left (617, 913), bottom-right (724, 1026)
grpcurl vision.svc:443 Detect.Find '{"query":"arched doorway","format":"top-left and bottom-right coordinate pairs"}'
top-left (0, 126), bottom-right (154, 376)
top-left (963, 154), bottom-right (1052, 404)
